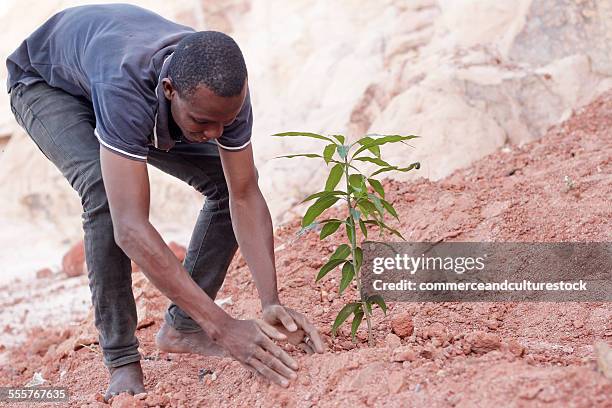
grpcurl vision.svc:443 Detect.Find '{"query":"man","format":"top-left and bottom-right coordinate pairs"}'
top-left (7, 3), bottom-right (324, 400)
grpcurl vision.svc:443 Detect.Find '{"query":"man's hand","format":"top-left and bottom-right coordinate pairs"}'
top-left (262, 305), bottom-right (325, 354)
top-left (217, 317), bottom-right (299, 387)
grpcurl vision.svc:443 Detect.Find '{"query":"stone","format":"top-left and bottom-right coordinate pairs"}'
top-left (506, 339), bottom-right (525, 357)
top-left (392, 345), bottom-right (418, 362)
top-left (110, 393), bottom-right (144, 408)
top-left (465, 331), bottom-right (501, 354)
top-left (391, 312), bottom-right (414, 338)
top-left (385, 333), bottom-right (402, 349)
top-left (35, 267), bottom-right (53, 279)
top-left (387, 371), bottom-right (404, 394)
top-left (62, 240), bottom-right (86, 278)
top-left (594, 341), bottom-right (612, 379)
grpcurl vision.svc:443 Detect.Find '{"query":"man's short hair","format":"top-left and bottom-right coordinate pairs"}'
top-left (168, 31), bottom-right (247, 99)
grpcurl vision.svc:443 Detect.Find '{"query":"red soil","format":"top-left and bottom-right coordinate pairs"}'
top-left (0, 91), bottom-right (610, 407)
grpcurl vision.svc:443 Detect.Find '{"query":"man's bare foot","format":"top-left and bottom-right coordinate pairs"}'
top-left (155, 322), bottom-right (227, 357)
top-left (105, 361), bottom-right (145, 402)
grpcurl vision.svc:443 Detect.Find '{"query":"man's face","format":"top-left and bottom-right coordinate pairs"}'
top-left (162, 78), bottom-right (247, 143)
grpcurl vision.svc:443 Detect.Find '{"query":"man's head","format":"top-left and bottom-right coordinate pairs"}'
top-left (162, 31), bottom-right (248, 143)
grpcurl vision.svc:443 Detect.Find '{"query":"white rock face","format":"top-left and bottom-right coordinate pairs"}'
top-left (0, 0), bottom-right (610, 280)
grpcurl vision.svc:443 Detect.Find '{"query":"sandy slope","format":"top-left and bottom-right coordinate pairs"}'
top-left (0, 91), bottom-right (610, 407)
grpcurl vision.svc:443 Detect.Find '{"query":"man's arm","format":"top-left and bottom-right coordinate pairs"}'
top-left (218, 143), bottom-right (279, 307)
top-left (219, 144), bottom-right (325, 353)
top-left (99, 146), bottom-right (299, 386)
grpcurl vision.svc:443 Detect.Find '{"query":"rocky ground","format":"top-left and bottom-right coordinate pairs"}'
top-left (0, 91), bottom-right (610, 407)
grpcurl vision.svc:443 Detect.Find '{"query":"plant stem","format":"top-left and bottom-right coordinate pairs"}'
top-left (344, 154), bottom-right (374, 346)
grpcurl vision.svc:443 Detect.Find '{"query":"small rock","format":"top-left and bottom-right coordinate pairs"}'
top-left (387, 371), bottom-right (404, 394)
top-left (385, 333), bottom-right (402, 349)
top-left (506, 339), bottom-right (525, 357)
top-left (144, 393), bottom-right (170, 407)
top-left (391, 312), bottom-right (414, 338)
top-left (90, 392), bottom-right (105, 403)
top-left (36, 268), bottom-right (53, 279)
top-left (172, 391), bottom-right (188, 403)
top-left (62, 240), bottom-right (86, 277)
top-left (573, 320), bottom-right (584, 329)
top-left (110, 393), bottom-right (144, 408)
top-left (423, 322), bottom-right (449, 341)
top-left (465, 331), bottom-right (501, 354)
top-left (485, 319), bottom-right (499, 330)
top-left (392, 345), bottom-right (418, 362)
top-left (594, 341), bottom-right (612, 379)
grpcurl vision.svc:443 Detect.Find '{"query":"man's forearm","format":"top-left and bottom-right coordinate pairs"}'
top-left (115, 221), bottom-right (229, 340)
top-left (229, 187), bottom-right (280, 307)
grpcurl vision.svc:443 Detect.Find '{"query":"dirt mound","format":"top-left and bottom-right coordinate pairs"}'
top-left (0, 91), bottom-right (610, 407)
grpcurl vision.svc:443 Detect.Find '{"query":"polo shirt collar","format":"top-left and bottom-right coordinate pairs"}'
top-left (153, 53), bottom-right (179, 151)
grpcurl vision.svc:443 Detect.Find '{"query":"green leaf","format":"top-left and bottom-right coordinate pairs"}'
top-left (325, 163), bottom-right (344, 191)
top-left (339, 261), bottom-right (355, 294)
top-left (301, 190), bottom-right (345, 203)
top-left (357, 200), bottom-right (376, 217)
top-left (357, 136), bottom-right (381, 158)
top-left (362, 219), bottom-right (404, 240)
top-left (367, 178), bottom-right (385, 198)
top-left (367, 295), bottom-right (387, 315)
top-left (355, 156), bottom-right (392, 167)
top-left (272, 131), bottom-right (335, 143)
top-left (316, 258), bottom-right (346, 281)
top-left (302, 195), bottom-right (340, 227)
top-left (370, 162), bottom-right (420, 177)
top-left (332, 303), bottom-right (359, 336)
top-left (381, 199), bottom-right (398, 219)
top-left (318, 218), bottom-right (344, 224)
top-left (348, 174), bottom-right (365, 191)
top-left (369, 194), bottom-right (384, 215)
top-left (323, 144), bottom-right (336, 164)
top-left (376, 219), bottom-right (406, 240)
top-left (352, 135), bottom-right (418, 158)
top-left (320, 220), bottom-right (341, 240)
top-left (351, 309), bottom-right (364, 341)
top-left (296, 222), bottom-right (319, 237)
top-left (345, 217), bottom-right (355, 245)
top-left (365, 302), bottom-right (372, 314)
top-left (349, 208), bottom-right (361, 221)
top-left (337, 145), bottom-right (350, 160)
top-left (331, 134), bottom-right (345, 144)
top-left (354, 246), bottom-right (363, 271)
top-left (330, 244), bottom-right (351, 260)
top-left (359, 219), bottom-right (368, 239)
top-left (275, 153), bottom-right (322, 159)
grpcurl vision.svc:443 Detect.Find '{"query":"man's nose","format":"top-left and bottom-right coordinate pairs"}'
top-left (204, 123), bottom-right (223, 140)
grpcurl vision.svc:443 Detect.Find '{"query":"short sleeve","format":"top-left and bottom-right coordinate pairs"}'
top-left (215, 86), bottom-right (253, 151)
top-left (91, 82), bottom-right (154, 161)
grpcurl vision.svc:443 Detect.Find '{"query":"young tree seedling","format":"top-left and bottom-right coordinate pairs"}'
top-left (272, 132), bottom-right (420, 345)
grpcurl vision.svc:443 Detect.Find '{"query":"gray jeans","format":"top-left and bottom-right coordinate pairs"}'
top-left (10, 81), bottom-right (238, 367)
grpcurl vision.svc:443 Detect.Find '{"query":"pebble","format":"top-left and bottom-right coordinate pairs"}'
top-left (387, 371), bottom-right (404, 394)
top-left (391, 312), bottom-right (414, 338)
top-left (110, 393), bottom-right (144, 408)
top-left (385, 333), bottom-right (402, 349)
top-left (465, 331), bottom-right (501, 354)
top-left (392, 345), bottom-right (418, 362)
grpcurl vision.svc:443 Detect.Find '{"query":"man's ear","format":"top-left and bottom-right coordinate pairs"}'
top-left (161, 78), bottom-right (175, 100)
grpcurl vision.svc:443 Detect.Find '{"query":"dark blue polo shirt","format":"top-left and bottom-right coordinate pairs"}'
top-left (6, 3), bottom-right (253, 161)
